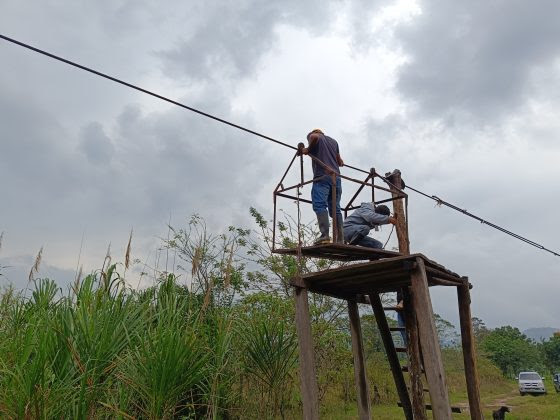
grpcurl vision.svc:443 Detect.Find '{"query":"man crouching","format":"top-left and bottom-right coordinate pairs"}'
top-left (343, 203), bottom-right (397, 248)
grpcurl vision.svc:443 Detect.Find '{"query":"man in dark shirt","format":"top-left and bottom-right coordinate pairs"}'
top-left (301, 129), bottom-right (344, 244)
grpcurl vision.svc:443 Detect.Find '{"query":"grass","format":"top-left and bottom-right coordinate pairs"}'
top-left (0, 269), bottom-right (557, 419)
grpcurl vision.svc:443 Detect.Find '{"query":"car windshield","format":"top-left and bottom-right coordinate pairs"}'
top-left (519, 373), bottom-right (541, 381)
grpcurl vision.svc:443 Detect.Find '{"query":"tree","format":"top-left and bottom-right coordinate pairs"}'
top-left (434, 313), bottom-right (459, 348)
top-left (481, 326), bottom-right (545, 377)
top-left (471, 316), bottom-right (490, 344)
top-left (541, 335), bottom-right (560, 372)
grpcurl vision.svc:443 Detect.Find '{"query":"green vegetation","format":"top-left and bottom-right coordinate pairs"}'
top-left (0, 212), bottom-right (558, 419)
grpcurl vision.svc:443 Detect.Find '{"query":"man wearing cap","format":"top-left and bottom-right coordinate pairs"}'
top-left (343, 203), bottom-right (397, 248)
top-left (301, 129), bottom-right (344, 244)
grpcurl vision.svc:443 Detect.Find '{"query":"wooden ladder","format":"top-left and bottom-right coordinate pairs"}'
top-left (371, 291), bottom-right (463, 419)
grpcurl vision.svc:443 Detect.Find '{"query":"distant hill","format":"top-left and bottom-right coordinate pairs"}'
top-left (523, 327), bottom-right (559, 342)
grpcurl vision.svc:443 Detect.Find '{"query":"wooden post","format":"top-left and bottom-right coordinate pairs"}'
top-left (457, 279), bottom-right (483, 420)
top-left (386, 169), bottom-right (409, 254)
top-left (294, 286), bottom-right (319, 420)
top-left (402, 289), bottom-right (427, 420)
top-left (411, 258), bottom-right (452, 419)
top-left (387, 169), bottom-right (427, 418)
top-left (370, 293), bottom-right (413, 420)
top-left (347, 299), bottom-right (371, 420)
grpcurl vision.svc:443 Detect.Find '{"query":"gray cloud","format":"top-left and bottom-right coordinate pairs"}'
top-left (394, 0), bottom-right (560, 122)
top-left (157, 0), bottom-right (338, 82)
top-left (80, 122), bottom-right (115, 165)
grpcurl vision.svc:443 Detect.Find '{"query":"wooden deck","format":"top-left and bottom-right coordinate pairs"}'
top-left (289, 253), bottom-right (465, 300)
top-left (273, 243), bottom-right (402, 261)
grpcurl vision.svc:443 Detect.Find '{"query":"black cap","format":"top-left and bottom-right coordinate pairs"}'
top-left (375, 205), bottom-right (390, 216)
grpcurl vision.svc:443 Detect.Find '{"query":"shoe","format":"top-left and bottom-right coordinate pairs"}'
top-left (314, 212), bottom-right (331, 245)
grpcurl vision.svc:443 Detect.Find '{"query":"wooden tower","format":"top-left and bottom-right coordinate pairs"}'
top-left (272, 155), bottom-right (483, 419)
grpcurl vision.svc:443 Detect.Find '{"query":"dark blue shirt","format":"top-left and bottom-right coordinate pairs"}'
top-left (308, 134), bottom-right (340, 179)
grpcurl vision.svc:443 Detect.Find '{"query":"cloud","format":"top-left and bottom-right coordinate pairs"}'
top-left (394, 0), bottom-right (560, 122)
top-left (80, 122), bottom-right (115, 165)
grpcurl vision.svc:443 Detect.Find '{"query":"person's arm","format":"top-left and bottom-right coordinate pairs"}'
top-left (302, 132), bottom-right (320, 155)
top-left (336, 153), bottom-right (344, 167)
top-left (363, 208), bottom-right (397, 226)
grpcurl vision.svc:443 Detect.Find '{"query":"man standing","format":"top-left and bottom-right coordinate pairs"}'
top-left (301, 129), bottom-right (344, 244)
top-left (343, 203), bottom-right (396, 248)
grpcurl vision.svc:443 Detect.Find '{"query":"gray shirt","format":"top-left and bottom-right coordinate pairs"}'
top-left (308, 134), bottom-right (340, 179)
top-left (343, 202), bottom-right (389, 230)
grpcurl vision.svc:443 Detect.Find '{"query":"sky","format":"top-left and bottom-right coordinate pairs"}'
top-left (1, 0), bottom-right (559, 331)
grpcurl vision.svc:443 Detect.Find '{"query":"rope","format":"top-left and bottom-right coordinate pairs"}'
top-left (383, 225), bottom-right (395, 250)
top-left (1, 33), bottom-right (558, 258)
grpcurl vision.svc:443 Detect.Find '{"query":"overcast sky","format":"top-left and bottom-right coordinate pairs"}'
top-left (1, 0), bottom-right (559, 331)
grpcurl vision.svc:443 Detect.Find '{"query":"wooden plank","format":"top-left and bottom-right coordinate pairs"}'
top-left (411, 258), bottom-right (452, 419)
top-left (369, 293), bottom-right (413, 420)
top-left (429, 276), bottom-right (463, 287)
top-left (294, 287), bottom-right (319, 420)
top-left (457, 281), bottom-right (483, 420)
top-left (403, 288), bottom-right (428, 420)
top-left (347, 300), bottom-right (371, 420)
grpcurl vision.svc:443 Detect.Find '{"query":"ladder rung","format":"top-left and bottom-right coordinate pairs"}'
top-left (390, 326), bottom-right (406, 331)
top-left (401, 366), bottom-right (425, 373)
top-left (383, 306), bottom-right (403, 312)
top-left (395, 347), bottom-right (407, 352)
top-left (407, 386), bottom-right (430, 392)
top-left (398, 402), bottom-right (462, 414)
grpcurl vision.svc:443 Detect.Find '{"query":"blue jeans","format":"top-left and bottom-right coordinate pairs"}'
top-left (353, 235), bottom-right (383, 249)
top-left (343, 225), bottom-right (383, 248)
top-left (311, 176), bottom-right (342, 217)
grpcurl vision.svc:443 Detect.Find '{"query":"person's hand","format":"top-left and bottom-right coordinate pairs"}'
top-left (388, 216), bottom-right (397, 225)
top-left (301, 147), bottom-right (309, 155)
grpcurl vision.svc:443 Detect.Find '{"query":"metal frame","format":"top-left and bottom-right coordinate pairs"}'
top-left (272, 150), bottom-right (409, 250)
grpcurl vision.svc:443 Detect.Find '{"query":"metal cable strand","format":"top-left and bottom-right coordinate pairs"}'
top-left (404, 185), bottom-right (560, 257)
top-left (0, 33), bottom-right (297, 151)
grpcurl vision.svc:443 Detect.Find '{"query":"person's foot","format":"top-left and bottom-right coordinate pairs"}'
top-left (313, 236), bottom-right (331, 245)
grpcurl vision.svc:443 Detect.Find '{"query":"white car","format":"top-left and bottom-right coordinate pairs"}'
top-left (518, 371), bottom-right (546, 395)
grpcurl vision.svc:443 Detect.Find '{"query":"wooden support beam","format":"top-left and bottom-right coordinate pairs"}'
top-left (369, 293), bottom-right (413, 420)
top-left (457, 280), bottom-right (483, 420)
top-left (403, 288), bottom-right (427, 420)
top-left (387, 169), bottom-right (427, 419)
top-left (347, 300), bottom-right (371, 420)
top-left (411, 258), bottom-right (452, 419)
top-left (386, 169), bottom-right (409, 254)
top-left (294, 287), bottom-right (319, 420)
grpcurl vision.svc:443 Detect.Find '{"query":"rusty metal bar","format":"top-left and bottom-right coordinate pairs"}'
top-left (277, 179), bottom-right (314, 193)
top-left (370, 168), bottom-right (375, 204)
top-left (276, 192), bottom-right (313, 204)
top-left (343, 173), bottom-right (371, 211)
top-left (272, 192), bottom-right (278, 251)
top-left (275, 152), bottom-right (298, 192)
top-left (331, 173), bottom-right (337, 242)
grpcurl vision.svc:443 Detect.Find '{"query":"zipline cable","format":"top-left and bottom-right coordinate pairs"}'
top-left (1, 33), bottom-right (558, 257)
top-left (403, 185), bottom-right (560, 257)
top-left (0, 33), bottom-right (297, 151)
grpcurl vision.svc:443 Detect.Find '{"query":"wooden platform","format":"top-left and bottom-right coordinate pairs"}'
top-left (273, 243), bottom-right (402, 261)
top-left (290, 253), bottom-right (465, 300)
